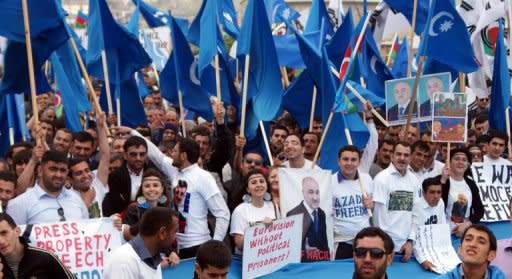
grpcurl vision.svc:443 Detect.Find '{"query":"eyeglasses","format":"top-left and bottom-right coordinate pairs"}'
top-left (470, 152), bottom-right (482, 158)
top-left (57, 207), bottom-right (66, 222)
top-left (245, 158), bottom-right (263, 166)
top-left (354, 247), bottom-right (386, 259)
top-left (128, 151), bottom-right (147, 158)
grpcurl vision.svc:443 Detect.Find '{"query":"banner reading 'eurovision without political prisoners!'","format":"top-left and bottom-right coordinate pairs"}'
top-left (243, 215), bottom-right (302, 279)
top-left (471, 162), bottom-right (512, 221)
top-left (20, 218), bottom-right (122, 279)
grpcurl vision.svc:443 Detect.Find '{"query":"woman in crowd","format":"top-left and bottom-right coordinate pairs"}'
top-left (268, 165), bottom-right (282, 218)
top-left (230, 169), bottom-right (278, 255)
top-left (438, 147), bottom-right (484, 237)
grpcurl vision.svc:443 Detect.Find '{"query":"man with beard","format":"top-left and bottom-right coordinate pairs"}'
top-left (7, 150), bottom-right (88, 225)
top-left (352, 227), bottom-right (394, 279)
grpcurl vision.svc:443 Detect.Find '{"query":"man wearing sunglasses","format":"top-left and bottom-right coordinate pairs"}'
top-left (352, 227), bottom-right (394, 279)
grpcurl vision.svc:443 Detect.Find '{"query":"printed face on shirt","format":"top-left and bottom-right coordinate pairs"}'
top-left (458, 228), bottom-right (496, 267)
top-left (423, 184), bottom-right (442, 207)
top-left (195, 264), bottom-right (229, 279)
top-left (338, 150), bottom-right (360, 178)
top-left (393, 82), bottom-right (411, 107)
top-left (302, 177), bottom-right (320, 209)
top-left (70, 161), bottom-right (93, 191)
top-left (353, 236), bottom-right (393, 279)
top-left (40, 161), bottom-right (68, 193)
top-left (0, 220), bottom-right (22, 259)
top-left (487, 137), bottom-right (506, 160)
top-left (391, 144), bottom-right (411, 174)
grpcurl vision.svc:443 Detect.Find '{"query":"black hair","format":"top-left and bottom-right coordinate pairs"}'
top-left (338, 145), bottom-right (362, 159)
top-left (392, 141), bottom-right (412, 153)
top-left (460, 224), bottom-right (497, 252)
top-left (411, 140), bottom-right (430, 153)
top-left (0, 213), bottom-right (17, 229)
top-left (195, 240), bottom-right (232, 270)
top-left (73, 131), bottom-right (94, 144)
top-left (449, 147), bottom-right (471, 164)
top-left (41, 150), bottom-right (68, 166)
top-left (68, 157), bottom-right (89, 177)
top-left (354, 227), bottom-right (394, 254)
top-left (12, 149), bottom-right (32, 166)
top-left (0, 171), bottom-right (17, 188)
top-left (487, 129), bottom-right (509, 144)
top-left (177, 137), bottom-right (200, 164)
top-left (138, 207), bottom-right (177, 237)
top-left (422, 177), bottom-right (442, 193)
top-left (124, 136), bottom-right (148, 152)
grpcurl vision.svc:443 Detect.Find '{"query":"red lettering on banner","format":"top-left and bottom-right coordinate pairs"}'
top-left (84, 236), bottom-right (93, 250)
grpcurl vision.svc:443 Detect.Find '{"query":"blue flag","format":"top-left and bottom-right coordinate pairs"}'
top-left (417, 0), bottom-right (478, 73)
top-left (325, 8), bottom-right (354, 68)
top-left (346, 80), bottom-right (385, 111)
top-left (142, 32), bottom-right (168, 71)
top-left (99, 79), bottom-right (147, 128)
top-left (237, 0), bottom-right (283, 135)
top-left (360, 28), bottom-right (394, 98)
top-left (488, 20), bottom-right (510, 132)
top-left (391, 38), bottom-right (408, 78)
top-left (189, 0), bottom-right (240, 44)
top-left (384, 0), bottom-right (430, 35)
top-left (126, 0), bottom-right (140, 35)
top-left (51, 41), bottom-right (91, 132)
top-left (131, 0), bottom-right (169, 27)
top-left (274, 31), bottom-right (321, 68)
top-left (282, 71), bottom-right (321, 129)
top-left (305, 0), bottom-right (334, 38)
top-left (87, 0), bottom-right (151, 84)
top-left (0, 0), bottom-right (69, 95)
top-left (264, 0), bottom-right (301, 24)
top-left (69, 26), bottom-right (87, 63)
top-left (160, 14), bottom-right (214, 121)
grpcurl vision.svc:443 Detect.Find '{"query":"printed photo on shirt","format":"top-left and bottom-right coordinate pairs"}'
top-left (388, 190), bottom-right (414, 211)
top-left (451, 192), bottom-right (468, 223)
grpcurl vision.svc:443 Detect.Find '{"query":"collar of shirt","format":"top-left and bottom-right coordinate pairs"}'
top-left (129, 234), bottom-right (162, 270)
top-left (337, 171), bottom-right (359, 183)
top-left (388, 163), bottom-right (409, 177)
top-left (127, 166), bottom-right (143, 177)
top-left (302, 200), bottom-right (316, 220)
top-left (460, 264), bottom-right (489, 279)
top-left (408, 165), bottom-right (425, 175)
top-left (33, 183), bottom-right (70, 200)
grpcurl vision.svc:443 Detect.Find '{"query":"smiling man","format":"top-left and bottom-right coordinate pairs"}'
top-left (438, 224), bottom-right (507, 279)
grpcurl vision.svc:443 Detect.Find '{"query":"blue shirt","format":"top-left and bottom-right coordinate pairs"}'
top-left (129, 235), bottom-right (162, 270)
top-left (436, 264), bottom-right (507, 279)
top-left (6, 184), bottom-right (89, 225)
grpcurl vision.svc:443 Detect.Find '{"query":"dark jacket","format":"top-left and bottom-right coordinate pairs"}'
top-left (0, 237), bottom-right (75, 279)
top-left (438, 174), bottom-right (484, 224)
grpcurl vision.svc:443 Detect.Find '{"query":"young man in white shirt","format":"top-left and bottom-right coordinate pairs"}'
top-left (373, 141), bottom-right (421, 263)
top-left (484, 130), bottom-right (510, 164)
top-left (332, 145), bottom-right (373, 259)
top-left (412, 177), bottom-right (446, 271)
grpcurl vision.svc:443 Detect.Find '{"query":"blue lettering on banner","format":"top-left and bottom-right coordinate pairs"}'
top-left (74, 269), bottom-right (102, 279)
top-left (333, 195), bottom-right (367, 218)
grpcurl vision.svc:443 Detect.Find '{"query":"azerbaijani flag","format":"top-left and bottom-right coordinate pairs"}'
top-left (386, 34), bottom-right (400, 65)
top-left (75, 11), bottom-right (87, 29)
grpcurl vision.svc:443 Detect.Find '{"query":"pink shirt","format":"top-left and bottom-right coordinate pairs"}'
top-left (491, 238), bottom-right (512, 279)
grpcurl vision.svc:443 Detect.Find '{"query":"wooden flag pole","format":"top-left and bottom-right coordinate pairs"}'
top-left (178, 90), bottom-right (186, 137)
top-left (280, 67), bottom-right (290, 88)
top-left (346, 82), bottom-right (390, 127)
top-left (403, 56), bottom-right (425, 141)
top-left (214, 54), bottom-right (222, 101)
top-left (311, 110), bottom-right (334, 168)
top-left (357, 177), bottom-right (373, 217)
top-left (101, 50), bottom-right (114, 117)
top-left (386, 33), bottom-right (398, 66)
top-left (239, 55), bottom-right (251, 137)
top-left (21, 0), bottom-right (40, 145)
top-left (116, 97), bottom-right (121, 126)
top-left (259, 121), bottom-right (274, 166)
top-left (407, 0), bottom-right (419, 77)
top-left (447, 142), bottom-right (451, 164)
top-left (69, 39), bottom-right (110, 136)
top-left (345, 126), bottom-right (353, 145)
top-left (309, 86), bottom-right (318, 131)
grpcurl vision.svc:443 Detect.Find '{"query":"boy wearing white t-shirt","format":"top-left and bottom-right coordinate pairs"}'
top-left (412, 177), bottom-right (446, 271)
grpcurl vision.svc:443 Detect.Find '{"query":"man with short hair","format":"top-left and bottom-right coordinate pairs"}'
top-left (7, 150), bottom-right (89, 225)
top-left (439, 224), bottom-right (507, 279)
top-left (103, 207), bottom-right (179, 279)
top-left (0, 171), bottom-right (16, 211)
top-left (352, 227), bottom-right (394, 279)
top-left (474, 113), bottom-right (489, 137)
top-left (408, 140), bottom-right (431, 181)
top-left (40, 119), bottom-right (55, 143)
top-left (52, 128), bottom-right (73, 154)
top-left (283, 134), bottom-right (319, 169)
top-left (373, 141), bottom-right (421, 262)
top-left (303, 132), bottom-right (320, 161)
top-left (70, 131), bottom-right (98, 170)
top-left (332, 145), bottom-right (373, 259)
top-left (369, 139), bottom-right (394, 178)
top-left (270, 125), bottom-right (288, 156)
top-left (194, 240), bottom-right (232, 279)
top-left (0, 213), bottom-right (74, 278)
top-left (484, 130), bottom-right (510, 164)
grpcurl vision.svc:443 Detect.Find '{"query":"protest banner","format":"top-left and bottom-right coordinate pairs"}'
top-left (20, 218), bottom-right (122, 279)
top-left (413, 224), bottom-right (460, 274)
top-left (139, 27), bottom-right (171, 70)
top-left (471, 162), bottom-right (512, 221)
top-left (242, 215), bottom-right (302, 279)
top-left (279, 168), bottom-right (334, 262)
top-left (431, 92), bottom-right (467, 143)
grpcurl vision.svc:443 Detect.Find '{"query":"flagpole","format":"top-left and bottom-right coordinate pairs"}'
top-left (239, 55), bottom-right (250, 137)
top-left (178, 90), bottom-right (187, 137)
top-left (357, 177), bottom-right (372, 217)
top-left (101, 50), bottom-right (114, 118)
top-left (386, 33), bottom-right (398, 66)
top-left (9, 128), bottom-right (14, 145)
top-left (214, 54), bottom-right (222, 100)
top-left (116, 97), bottom-right (121, 126)
top-left (407, 0), bottom-right (419, 77)
top-left (402, 55), bottom-right (425, 141)
top-left (280, 67), bottom-right (290, 87)
top-left (345, 82), bottom-right (390, 127)
top-left (309, 87), bottom-right (317, 131)
top-left (259, 121), bottom-right (274, 166)
top-left (311, 110), bottom-right (334, 168)
top-left (69, 39), bottom-right (110, 136)
top-left (21, 0), bottom-right (40, 145)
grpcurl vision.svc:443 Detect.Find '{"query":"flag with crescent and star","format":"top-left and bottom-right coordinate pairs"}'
top-left (418, 0), bottom-right (478, 73)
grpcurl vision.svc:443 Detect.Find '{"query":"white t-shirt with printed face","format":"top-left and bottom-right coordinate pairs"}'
top-left (331, 172), bottom-right (374, 242)
top-left (230, 201), bottom-right (277, 255)
top-left (446, 178), bottom-right (472, 224)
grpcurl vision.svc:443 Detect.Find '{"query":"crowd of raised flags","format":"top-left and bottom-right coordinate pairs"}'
top-left (0, 0), bottom-right (511, 277)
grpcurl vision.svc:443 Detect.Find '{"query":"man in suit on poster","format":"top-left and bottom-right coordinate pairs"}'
top-left (388, 81), bottom-right (417, 122)
top-left (287, 176), bottom-right (330, 262)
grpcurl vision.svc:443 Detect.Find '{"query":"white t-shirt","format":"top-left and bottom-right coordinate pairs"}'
top-left (331, 172), bottom-right (374, 242)
top-left (283, 159), bottom-right (320, 170)
top-left (446, 178), bottom-right (472, 224)
top-left (373, 164), bottom-right (421, 251)
top-left (230, 201), bottom-right (277, 255)
top-left (103, 243), bottom-right (162, 279)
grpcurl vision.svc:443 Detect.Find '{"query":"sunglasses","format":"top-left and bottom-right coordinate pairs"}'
top-left (245, 158), bottom-right (263, 166)
top-left (57, 207), bottom-right (66, 222)
top-left (128, 152), bottom-right (147, 158)
top-left (354, 247), bottom-right (386, 259)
